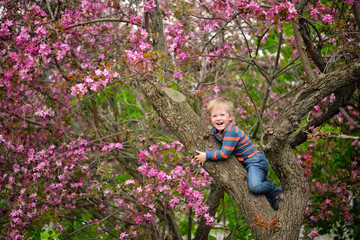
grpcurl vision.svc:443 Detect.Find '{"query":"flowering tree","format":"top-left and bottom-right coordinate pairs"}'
top-left (0, 0), bottom-right (359, 239)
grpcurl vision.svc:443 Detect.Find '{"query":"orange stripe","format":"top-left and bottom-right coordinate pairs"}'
top-left (213, 151), bottom-right (217, 160)
top-left (226, 122), bottom-right (233, 130)
top-left (247, 150), bottom-right (259, 158)
top-left (239, 141), bottom-right (250, 148)
top-left (240, 145), bottom-right (254, 154)
top-left (238, 136), bottom-right (249, 145)
top-left (237, 150), bottom-right (259, 162)
top-left (235, 126), bottom-right (239, 134)
top-left (220, 151), bottom-right (227, 159)
top-left (223, 136), bottom-right (240, 141)
top-left (224, 146), bottom-right (234, 150)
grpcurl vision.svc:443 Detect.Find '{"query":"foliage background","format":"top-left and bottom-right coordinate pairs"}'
top-left (0, 0), bottom-right (359, 239)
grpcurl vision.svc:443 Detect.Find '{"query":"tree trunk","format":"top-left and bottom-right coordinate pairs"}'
top-left (139, 60), bottom-right (360, 239)
top-left (194, 182), bottom-right (225, 240)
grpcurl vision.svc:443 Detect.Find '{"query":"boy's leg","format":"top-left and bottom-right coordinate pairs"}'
top-left (244, 153), bottom-right (281, 209)
top-left (247, 165), bottom-right (278, 196)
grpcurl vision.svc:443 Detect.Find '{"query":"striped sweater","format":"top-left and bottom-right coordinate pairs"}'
top-left (205, 121), bottom-right (259, 161)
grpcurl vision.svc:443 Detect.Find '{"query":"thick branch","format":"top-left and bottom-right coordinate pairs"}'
top-left (298, 19), bottom-right (327, 72)
top-left (289, 83), bottom-right (356, 147)
top-left (150, 0), bottom-right (167, 53)
top-left (354, 0), bottom-right (360, 31)
top-left (264, 59), bottom-right (360, 141)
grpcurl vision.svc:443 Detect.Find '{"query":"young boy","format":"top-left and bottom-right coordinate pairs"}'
top-left (193, 97), bottom-right (281, 210)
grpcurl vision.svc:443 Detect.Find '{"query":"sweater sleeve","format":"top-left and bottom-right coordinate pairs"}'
top-left (206, 129), bottom-right (240, 161)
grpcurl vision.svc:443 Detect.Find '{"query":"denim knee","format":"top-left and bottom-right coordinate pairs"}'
top-left (248, 183), bottom-right (263, 195)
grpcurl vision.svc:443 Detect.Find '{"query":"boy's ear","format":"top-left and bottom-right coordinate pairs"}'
top-left (230, 113), bottom-right (234, 121)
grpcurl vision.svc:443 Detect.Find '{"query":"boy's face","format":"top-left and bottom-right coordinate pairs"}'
top-left (210, 106), bottom-right (234, 131)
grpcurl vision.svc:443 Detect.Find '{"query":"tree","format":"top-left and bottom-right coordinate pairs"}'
top-left (0, 0), bottom-right (359, 239)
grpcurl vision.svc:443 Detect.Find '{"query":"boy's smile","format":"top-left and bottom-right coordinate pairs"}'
top-left (210, 106), bottom-right (234, 131)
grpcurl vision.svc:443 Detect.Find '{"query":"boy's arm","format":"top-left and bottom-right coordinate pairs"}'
top-left (206, 130), bottom-right (240, 161)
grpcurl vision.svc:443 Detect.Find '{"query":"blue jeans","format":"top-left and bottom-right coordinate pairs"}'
top-left (241, 152), bottom-right (280, 198)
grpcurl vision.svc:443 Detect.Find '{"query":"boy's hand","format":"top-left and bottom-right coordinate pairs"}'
top-left (193, 150), bottom-right (206, 166)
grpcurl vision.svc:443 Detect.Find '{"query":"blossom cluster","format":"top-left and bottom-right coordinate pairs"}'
top-left (0, 136), bottom-right (94, 239)
top-left (70, 69), bottom-right (120, 97)
top-left (96, 140), bottom-right (215, 238)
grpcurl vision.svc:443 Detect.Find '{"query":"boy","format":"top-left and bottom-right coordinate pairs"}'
top-left (193, 97), bottom-right (281, 210)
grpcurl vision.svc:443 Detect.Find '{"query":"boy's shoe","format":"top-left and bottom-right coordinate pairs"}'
top-left (270, 192), bottom-right (281, 210)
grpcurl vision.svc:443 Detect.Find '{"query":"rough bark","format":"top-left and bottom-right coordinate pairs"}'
top-left (139, 60), bottom-right (360, 239)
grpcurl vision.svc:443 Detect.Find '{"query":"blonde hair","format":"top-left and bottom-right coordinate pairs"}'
top-left (207, 97), bottom-right (234, 115)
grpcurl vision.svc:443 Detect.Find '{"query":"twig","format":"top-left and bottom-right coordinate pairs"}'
top-left (45, 0), bottom-right (55, 20)
top-left (339, 107), bottom-right (360, 128)
top-left (61, 210), bottom-right (120, 239)
top-left (65, 18), bottom-right (134, 29)
top-left (200, 12), bottom-right (241, 55)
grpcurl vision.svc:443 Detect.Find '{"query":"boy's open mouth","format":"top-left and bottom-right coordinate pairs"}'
top-left (216, 122), bottom-right (224, 126)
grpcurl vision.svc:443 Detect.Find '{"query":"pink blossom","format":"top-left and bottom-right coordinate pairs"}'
top-left (120, 232), bottom-right (128, 239)
top-left (169, 197), bottom-right (179, 207)
top-left (310, 229), bottom-right (319, 238)
top-left (71, 83), bottom-right (88, 96)
top-left (144, 0), bottom-right (156, 13)
top-left (15, 28), bottom-right (30, 46)
top-left (204, 213), bottom-right (215, 225)
top-left (325, 199), bottom-right (331, 205)
top-left (344, 0), bottom-right (354, 5)
top-left (134, 215), bottom-right (142, 224)
top-left (157, 171), bottom-right (167, 182)
top-left (310, 8), bottom-right (319, 17)
top-left (139, 41), bottom-right (151, 50)
top-left (138, 163), bottom-right (148, 174)
top-left (140, 29), bottom-right (149, 37)
top-left (178, 52), bottom-right (187, 59)
top-left (144, 212), bottom-right (153, 221)
top-left (34, 26), bottom-right (47, 38)
top-left (321, 14), bottom-right (333, 24)
top-left (90, 82), bottom-right (100, 91)
top-left (310, 215), bottom-right (318, 222)
top-left (213, 86), bottom-right (220, 93)
top-left (95, 69), bottom-right (102, 76)
top-left (173, 72), bottom-right (181, 79)
top-left (138, 152), bottom-right (146, 162)
top-left (114, 198), bottom-right (124, 207)
top-left (313, 105), bottom-right (320, 111)
top-left (124, 179), bottom-right (135, 185)
top-left (147, 168), bottom-right (158, 178)
top-left (149, 144), bottom-right (158, 153)
top-left (285, 2), bottom-right (297, 20)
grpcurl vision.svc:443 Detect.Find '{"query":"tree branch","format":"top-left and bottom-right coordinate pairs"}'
top-left (292, 19), bottom-right (316, 81)
top-left (288, 83), bottom-right (357, 148)
top-left (354, 0), bottom-right (360, 31)
top-left (65, 18), bottom-right (134, 29)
